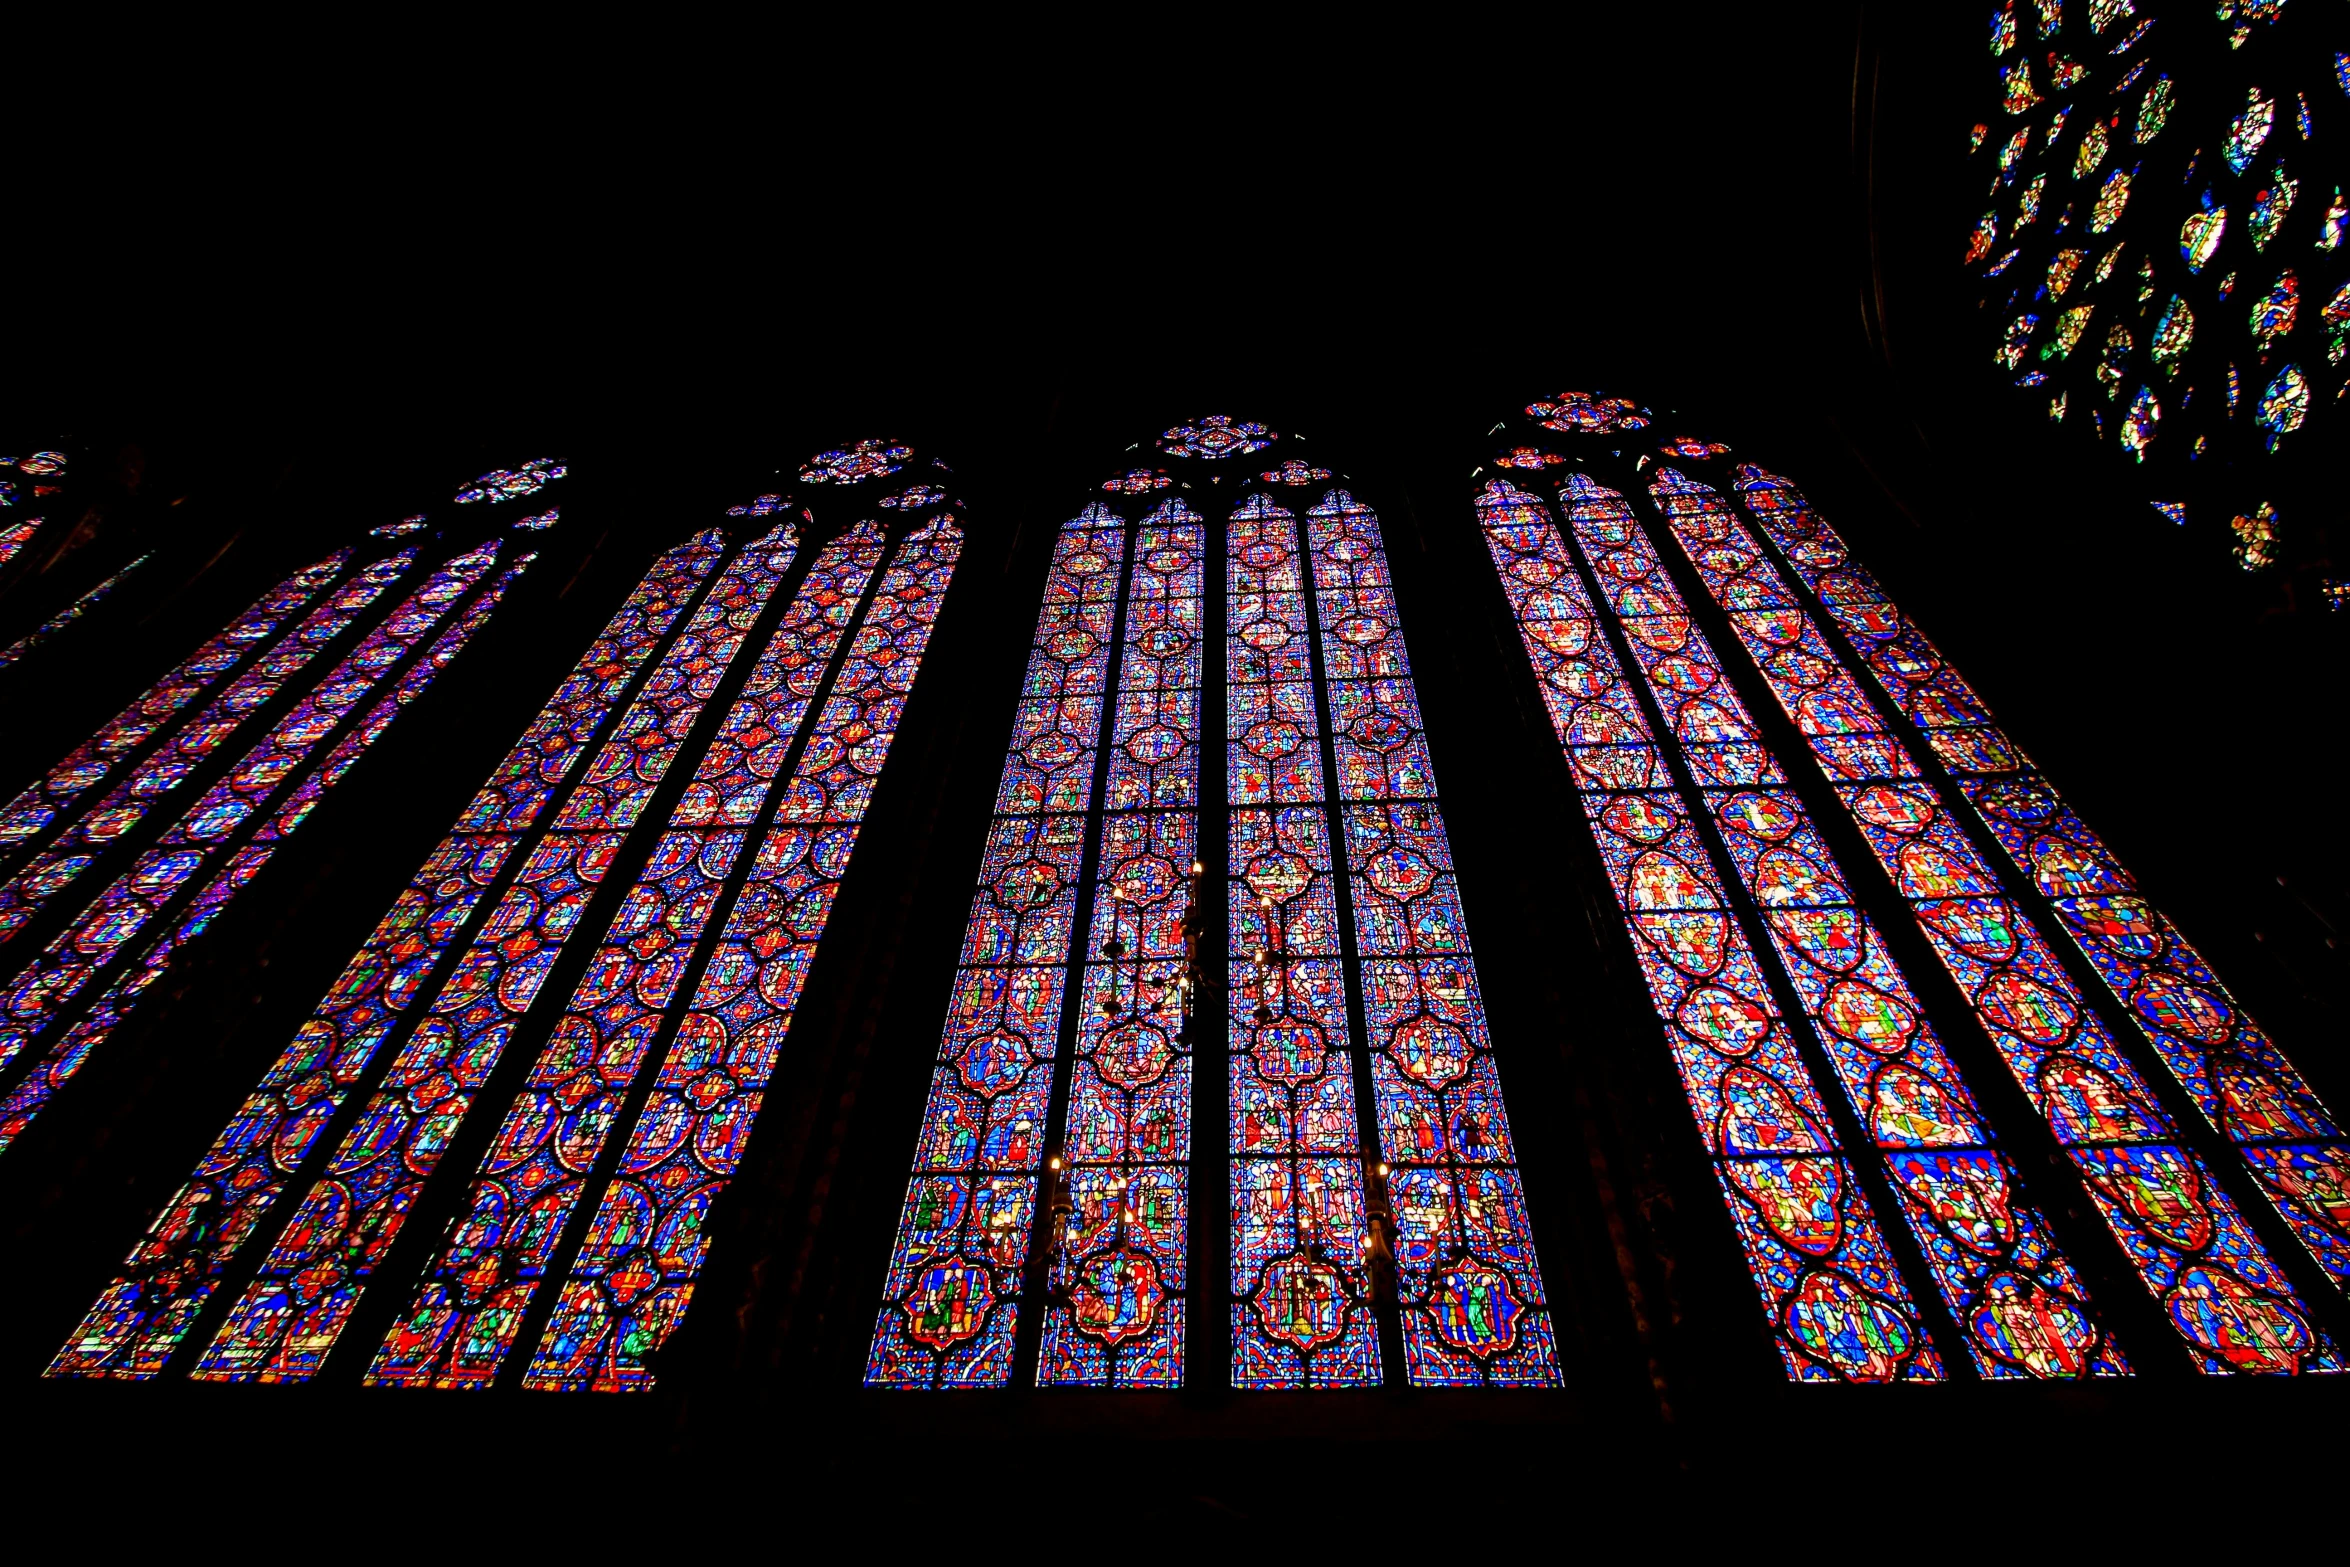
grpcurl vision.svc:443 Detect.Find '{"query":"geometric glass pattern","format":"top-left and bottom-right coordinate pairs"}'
top-left (1649, 464), bottom-right (2338, 1373)
top-left (1552, 473), bottom-right (2121, 1379)
top-left (1732, 463), bottom-right (2350, 1319)
top-left (0, 528), bottom-right (542, 1157)
top-left (872, 423), bottom-right (1555, 1389)
top-left (1475, 476), bottom-right (1944, 1382)
top-left (44, 449), bottom-right (964, 1393)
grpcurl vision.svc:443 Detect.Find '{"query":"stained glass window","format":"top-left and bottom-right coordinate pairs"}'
top-left (872, 429), bottom-right (1555, 1391)
top-left (454, 459), bottom-right (567, 504)
top-left (1965, 4), bottom-right (2346, 572)
top-left (0, 554), bottom-right (154, 671)
top-left (1473, 475), bottom-right (1940, 1382)
top-left (0, 474), bottom-right (560, 1161)
top-left (1723, 460), bottom-right (2345, 1368)
top-left (800, 439), bottom-right (914, 485)
top-left (50, 448), bottom-right (966, 1393)
top-left (1159, 415), bottom-right (1275, 460)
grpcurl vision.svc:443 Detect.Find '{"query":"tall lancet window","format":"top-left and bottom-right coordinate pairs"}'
top-left (868, 421), bottom-right (1557, 1390)
top-left (52, 442), bottom-right (965, 1393)
top-left (1472, 391), bottom-right (2342, 1379)
top-left (0, 460), bottom-right (566, 1163)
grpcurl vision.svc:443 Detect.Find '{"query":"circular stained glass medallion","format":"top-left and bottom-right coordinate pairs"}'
top-left (1159, 414), bottom-right (1275, 460)
top-left (799, 439), bottom-right (913, 485)
top-left (1259, 458), bottom-right (1332, 485)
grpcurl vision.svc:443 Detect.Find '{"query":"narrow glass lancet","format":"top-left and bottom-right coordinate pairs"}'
top-left (0, 553), bottom-right (153, 671)
top-left (0, 548), bottom-right (353, 867)
top-left (0, 542), bottom-right (524, 1155)
top-left (1476, 478), bottom-right (1944, 1382)
top-left (1039, 497), bottom-right (1200, 1389)
top-left (867, 505), bottom-right (1128, 1389)
top-left (1228, 493), bottom-right (1379, 1388)
top-left (48, 530), bottom-right (730, 1379)
top-left (1734, 464), bottom-right (2350, 1295)
top-left (0, 551), bottom-right (410, 943)
top-left (527, 513), bottom-right (962, 1391)
top-left (367, 523), bottom-right (889, 1387)
top-left (0, 518), bottom-right (40, 571)
top-left (191, 525), bottom-right (799, 1383)
top-left (1306, 490), bottom-right (1559, 1386)
top-left (1556, 474), bottom-right (2121, 1378)
top-left (1650, 465), bottom-right (2338, 1375)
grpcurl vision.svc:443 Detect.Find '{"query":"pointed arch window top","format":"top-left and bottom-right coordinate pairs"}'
top-left (1526, 391), bottom-right (1651, 433)
top-left (1158, 415), bottom-right (1274, 460)
top-left (1259, 458), bottom-right (1332, 485)
top-left (799, 438), bottom-right (914, 484)
top-left (454, 458), bottom-right (567, 504)
top-left (1103, 468), bottom-right (1171, 493)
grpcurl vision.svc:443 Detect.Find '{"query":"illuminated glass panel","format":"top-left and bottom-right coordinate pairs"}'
top-left (1735, 463), bottom-right (2350, 1302)
top-left (1039, 498), bottom-right (1199, 1389)
top-left (48, 530), bottom-right (731, 1379)
top-left (1555, 474), bottom-right (2119, 1378)
top-left (0, 551), bottom-right (412, 943)
top-left (366, 524), bottom-right (888, 1387)
top-left (189, 525), bottom-right (798, 1383)
top-left (1160, 416), bottom-right (1274, 460)
top-left (0, 518), bottom-right (43, 570)
top-left (1227, 492), bottom-right (1376, 1389)
top-left (1476, 478), bottom-right (1943, 1383)
top-left (0, 553), bottom-right (153, 671)
top-left (0, 543), bottom-right (523, 1156)
top-left (1306, 490), bottom-right (1559, 1387)
top-left (528, 514), bottom-right (963, 1391)
top-left (0, 549), bottom-right (353, 866)
top-left (866, 506), bottom-right (1126, 1390)
top-left (1656, 465), bottom-right (2339, 1374)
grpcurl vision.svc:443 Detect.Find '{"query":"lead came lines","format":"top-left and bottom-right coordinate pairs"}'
top-left (1647, 464), bottom-right (2338, 1375)
top-left (1733, 464), bottom-right (2350, 1296)
top-left (190, 524), bottom-right (802, 1382)
top-left (48, 530), bottom-right (732, 1379)
top-left (528, 513), bottom-right (962, 1391)
top-left (1039, 499), bottom-right (1200, 1387)
top-left (1476, 478), bottom-right (1943, 1382)
top-left (1551, 473), bottom-right (2121, 1379)
top-left (866, 505), bottom-right (1129, 1388)
top-left (367, 523), bottom-right (886, 1387)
